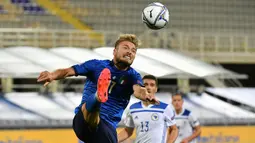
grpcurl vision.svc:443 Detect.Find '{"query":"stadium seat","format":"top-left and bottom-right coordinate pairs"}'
top-left (187, 93), bottom-right (255, 118)
top-left (5, 92), bottom-right (74, 120)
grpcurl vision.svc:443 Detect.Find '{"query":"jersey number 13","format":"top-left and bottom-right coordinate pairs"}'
top-left (140, 121), bottom-right (150, 132)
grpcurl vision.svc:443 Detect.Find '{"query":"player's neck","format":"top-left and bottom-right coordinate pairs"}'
top-left (175, 108), bottom-right (183, 115)
top-left (142, 101), bottom-right (151, 107)
top-left (113, 60), bottom-right (129, 71)
top-left (114, 64), bottom-right (128, 71)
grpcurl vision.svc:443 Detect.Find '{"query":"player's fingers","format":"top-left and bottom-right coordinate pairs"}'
top-left (37, 76), bottom-right (48, 82)
top-left (37, 71), bottom-right (49, 80)
top-left (37, 72), bottom-right (48, 81)
top-left (151, 98), bottom-right (160, 105)
top-left (145, 95), bottom-right (152, 101)
top-left (37, 73), bottom-right (44, 81)
top-left (44, 82), bottom-right (50, 87)
top-left (37, 75), bottom-right (46, 82)
top-left (155, 99), bottom-right (160, 104)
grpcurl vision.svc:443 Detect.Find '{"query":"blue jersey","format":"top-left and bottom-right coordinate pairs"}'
top-left (72, 59), bottom-right (143, 128)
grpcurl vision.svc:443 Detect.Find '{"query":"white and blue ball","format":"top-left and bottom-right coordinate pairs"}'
top-left (142, 2), bottom-right (169, 30)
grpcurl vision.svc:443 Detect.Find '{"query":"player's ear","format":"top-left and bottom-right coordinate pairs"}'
top-left (113, 47), bottom-right (118, 54)
top-left (113, 47), bottom-right (116, 55)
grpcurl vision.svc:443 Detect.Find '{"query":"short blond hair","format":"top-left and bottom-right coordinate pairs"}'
top-left (114, 34), bottom-right (141, 49)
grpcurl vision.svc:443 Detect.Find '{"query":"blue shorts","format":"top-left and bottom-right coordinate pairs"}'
top-left (72, 109), bottom-right (117, 143)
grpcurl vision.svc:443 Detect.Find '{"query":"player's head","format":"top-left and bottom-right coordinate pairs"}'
top-left (172, 94), bottom-right (184, 111)
top-left (113, 34), bottom-right (141, 69)
top-left (142, 75), bottom-right (158, 96)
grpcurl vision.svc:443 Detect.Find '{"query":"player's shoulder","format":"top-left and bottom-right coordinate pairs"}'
top-left (182, 108), bottom-right (192, 117)
top-left (86, 59), bottom-right (108, 64)
top-left (128, 67), bottom-right (140, 75)
top-left (126, 68), bottom-right (142, 83)
top-left (129, 101), bottom-right (142, 110)
top-left (87, 59), bottom-right (111, 67)
top-left (94, 59), bottom-right (111, 64)
top-left (151, 101), bottom-right (169, 110)
top-left (129, 67), bottom-right (139, 72)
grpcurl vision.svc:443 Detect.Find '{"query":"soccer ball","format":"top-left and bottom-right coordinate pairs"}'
top-left (142, 2), bottom-right (169, 30)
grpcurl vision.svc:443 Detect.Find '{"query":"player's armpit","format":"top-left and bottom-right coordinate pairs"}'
top-left (167, 125), bottom-right (178, 143)
top-left (117, 127), bottom-right (134, 143)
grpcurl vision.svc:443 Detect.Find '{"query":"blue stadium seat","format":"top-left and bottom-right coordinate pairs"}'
top-left (23, 5), bottom-right (44, 13)
top-left (10, 0), bottom-right (45, 14)
top-left (0, 5), bottom-right (5, 13)
top-left (11, 0), bottom-right (30, 4)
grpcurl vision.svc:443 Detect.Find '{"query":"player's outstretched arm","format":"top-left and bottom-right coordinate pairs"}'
top-left (167, 125), bottom-right (178, 143)
top-left (133, 84), bottom-right (159, 104)
top-left (37, 67), bottom-right (75, 86)
top-left (117, 127), bottom-right (134, 143)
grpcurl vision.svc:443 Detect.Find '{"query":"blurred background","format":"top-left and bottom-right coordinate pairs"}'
top-left (0, 0), bottom-right (254, 143)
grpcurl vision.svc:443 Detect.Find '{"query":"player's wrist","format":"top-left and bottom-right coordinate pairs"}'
top-left (184, 137), bottom-right (191, 142)
top-left (49, 72), bottom-right (55, 81)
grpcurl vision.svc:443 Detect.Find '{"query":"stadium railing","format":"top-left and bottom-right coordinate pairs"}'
top-left (0, 28), bottom-right (254, 52)
top-left (140, 30), bottom-right (255, 62)
top-left (0, 28), bottom-right (121, 48)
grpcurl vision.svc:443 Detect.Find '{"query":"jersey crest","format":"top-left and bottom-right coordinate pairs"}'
top-left (151, 113), bottom-right (159, 121)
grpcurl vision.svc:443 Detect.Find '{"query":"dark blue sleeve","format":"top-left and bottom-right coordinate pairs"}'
top-left (72, 59), bottom-right (98, 76)
top-left (132, 71), bottom-right (144, 86)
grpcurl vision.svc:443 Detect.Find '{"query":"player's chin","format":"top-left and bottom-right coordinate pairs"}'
top-left (121, 59), bottom-right (133, 66)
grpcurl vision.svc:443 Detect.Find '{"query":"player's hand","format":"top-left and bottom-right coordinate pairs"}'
top-left (139, 87), bottom-right (160, 104)
top-left (37, 71), bottom-right (53, 87)
top-left (180, 138), bottom-right (189, 143)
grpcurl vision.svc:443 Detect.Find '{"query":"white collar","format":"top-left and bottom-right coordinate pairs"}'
top-left (141, 102), bottom-right (154, 108)
top-left (175, 108), bottom-right (185, 115)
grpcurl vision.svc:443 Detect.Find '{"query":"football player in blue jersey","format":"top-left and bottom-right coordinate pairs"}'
top-left (37, 34), bottom-right (159, 143)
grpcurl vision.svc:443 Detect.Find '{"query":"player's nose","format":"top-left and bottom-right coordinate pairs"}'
top-left (126, 50), bottom-right (131, 55)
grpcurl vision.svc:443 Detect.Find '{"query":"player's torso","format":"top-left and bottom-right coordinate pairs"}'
top-left (84, 60), bottom-right (134, 99)
top-left (84, 60), bottom-right (138, 127)
top-left (175, 115), bottom-right (194, 143)
top-left (130, 106), bottom-right (168, 143)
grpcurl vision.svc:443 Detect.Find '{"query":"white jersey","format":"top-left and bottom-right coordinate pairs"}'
top-left (124, 101), bottom-right (176, 143)
top-left (175, 108), bottom-right (200, 143)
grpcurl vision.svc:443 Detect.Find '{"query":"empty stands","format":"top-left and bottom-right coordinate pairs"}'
top-left (0, 46), bottom-right (244, 79)
top-left (187, 93), bottom-right (255, 118)
top-left (5, 92), bottom-right (74, 120)
top-left (0, 98), bottom-right (42, 120)
top-left (0, 0), bottom-right (253, 34)
top-left (206, 88), bottom-right (255, 109)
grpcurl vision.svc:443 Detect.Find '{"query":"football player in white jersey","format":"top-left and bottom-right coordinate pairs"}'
top-left (118, 75), bottom-right (178, 143)
top-left (172, 94), bottom-right (201, 143)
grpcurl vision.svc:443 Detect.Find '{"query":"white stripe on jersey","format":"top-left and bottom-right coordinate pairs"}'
top-left (130, 108), bottom-right (165, 113)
